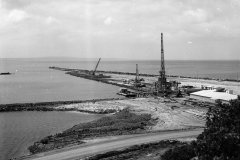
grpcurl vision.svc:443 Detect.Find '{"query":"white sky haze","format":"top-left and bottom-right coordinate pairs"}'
top-left (0, 0), bottom-right (240, 60)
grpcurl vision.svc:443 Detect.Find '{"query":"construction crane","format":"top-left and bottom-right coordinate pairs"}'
top-left (92, 58), bottom-right (101, 76)
top-left (155, 33), bottom-right (167, 94)
top-left (159, 33), bottom-right (166, 91)
top-left (134, 64), bottom-right (145, 88)
top-left (154, 33), bottom-right (182, 97)
top-left (135, 64), bottom-right (139, 83)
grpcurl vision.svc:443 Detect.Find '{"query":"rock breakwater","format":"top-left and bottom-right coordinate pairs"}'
top-left (0, 98), bottom-right (125, 112)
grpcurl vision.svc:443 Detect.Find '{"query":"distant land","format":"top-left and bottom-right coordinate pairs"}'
top-left (1, 57), bottom-right (240, 61)
top-left (0, 57), bottom-right (130, 61)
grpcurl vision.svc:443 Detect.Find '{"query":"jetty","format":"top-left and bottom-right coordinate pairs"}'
top-left (49, 66), bottom-right (154, 97)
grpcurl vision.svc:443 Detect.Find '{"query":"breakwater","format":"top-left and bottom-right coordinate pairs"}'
top-left (49, 66), bottom-right (240, 83)
top-left (0, 98), bottom-right (125, 112)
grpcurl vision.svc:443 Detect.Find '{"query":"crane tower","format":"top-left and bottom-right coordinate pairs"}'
top-left (135, 64), bottom-right (139, 82)
top-left (157, 33), bottom-right (167, 93)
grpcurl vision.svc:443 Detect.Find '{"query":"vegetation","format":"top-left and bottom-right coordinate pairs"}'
top-left (161, 97), bottom-right (240, 160)
top-left (161, 143), bottom-right (196, 160)
top-left (195, 97), bottom-right (240, 160)
top-left (29, 109), bottom-right (153, 154)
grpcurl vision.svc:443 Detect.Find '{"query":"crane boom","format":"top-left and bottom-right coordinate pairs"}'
top-left (93, 58), bottom-right (101, 75)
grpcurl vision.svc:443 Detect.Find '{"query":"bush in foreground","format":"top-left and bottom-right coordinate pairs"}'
top-left (195, 98), bottom-right (240, 160)
top-left (161, 142), bottom-right (196, 160)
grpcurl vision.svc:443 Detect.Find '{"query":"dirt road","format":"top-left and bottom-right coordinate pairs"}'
top-left (25, 129), bottom-right (203, 160)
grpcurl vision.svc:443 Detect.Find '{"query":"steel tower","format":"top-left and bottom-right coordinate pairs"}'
top-left (159, 33), bottom-right (166, 93)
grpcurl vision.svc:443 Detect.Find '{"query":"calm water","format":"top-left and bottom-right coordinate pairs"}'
top-left (0, 111), bottom-right (104, 160)
top-left (0, 59), bottom-right (122, 104)
top-left (0, 58), bottom-right (240, 159)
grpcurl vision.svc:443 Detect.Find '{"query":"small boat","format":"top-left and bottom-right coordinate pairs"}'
top-left (0, 72), bottom-right (11, 75)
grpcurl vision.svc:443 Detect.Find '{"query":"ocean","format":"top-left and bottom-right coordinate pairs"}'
top-left (0, 58), bottom-right (240, 159)
top-left (0, 111), bottom-right (104, 160)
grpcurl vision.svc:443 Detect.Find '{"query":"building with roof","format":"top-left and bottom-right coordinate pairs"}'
top-left (190, 89), bottom-right (238, 103)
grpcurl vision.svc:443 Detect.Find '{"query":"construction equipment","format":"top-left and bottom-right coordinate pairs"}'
top-left (135, 64), bottom-right (139, 83)
top-left (159, 33), bottom-right (167, 92)
top-left (117, 88), bottom-right (137, 97)
top-left (134, 64), bottom-right (145, 88)
top-left (92, 58), bottom-right (101, 76)
top-left (152, 33), bottom-right (183, 98)
top-left (155, 33), bottom-right (167, 95)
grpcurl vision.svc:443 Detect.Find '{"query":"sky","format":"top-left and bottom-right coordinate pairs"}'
top-left (0, 0), bottom-right (240, 60)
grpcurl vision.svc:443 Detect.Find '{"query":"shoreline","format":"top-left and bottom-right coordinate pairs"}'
top-left (27, 109), bottom-right (155, 155)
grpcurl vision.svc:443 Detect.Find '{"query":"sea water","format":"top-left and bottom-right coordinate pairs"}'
top-left (0, 111), bottom-right (104, 160)
top-left (0, 59), bottom-right (122, 104)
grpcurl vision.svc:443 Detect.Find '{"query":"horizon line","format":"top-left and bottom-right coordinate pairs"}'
top-left (0, 57), bottom-right (239, 61)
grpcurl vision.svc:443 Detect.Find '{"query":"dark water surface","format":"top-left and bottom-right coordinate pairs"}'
top-left (0, 111), bottom-right (104, 160)
top-left (0, 59), bottom-right (122, 104)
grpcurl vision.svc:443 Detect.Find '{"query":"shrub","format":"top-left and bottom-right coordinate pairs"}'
top-left (195, 99), bottom-right (240, 160)
top-left (161, 143), bottom-right (196, 160)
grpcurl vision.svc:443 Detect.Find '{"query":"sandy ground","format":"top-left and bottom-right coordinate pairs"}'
top-left (56, 73), bottom-right (240, 131)
top-left (56, 97), bottom-right (206, 131)
top-left (116, 98), bottom-right (206, 130)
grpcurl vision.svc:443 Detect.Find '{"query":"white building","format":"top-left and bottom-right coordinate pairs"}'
top-left (190, 90), bottom-right (238, 103)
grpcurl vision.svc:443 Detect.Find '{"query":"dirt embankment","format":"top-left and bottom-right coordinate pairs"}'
top-left (51, 97), bottom-right (207, 131)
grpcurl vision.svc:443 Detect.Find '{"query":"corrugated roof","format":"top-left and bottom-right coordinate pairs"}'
top-left (190, 90), bottom-right (237, 101)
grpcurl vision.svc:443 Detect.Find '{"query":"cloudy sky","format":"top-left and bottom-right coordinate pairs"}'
top-left (0, 0), bottom-right (240, 60)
